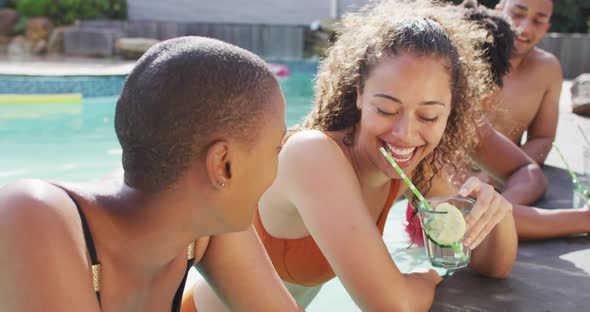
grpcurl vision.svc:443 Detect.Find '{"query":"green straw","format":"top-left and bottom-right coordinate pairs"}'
top-left (552, 142), bottom-right (581, 184)
top-left (576, 123), bottom-right (590, 149)
top-left (380, 147), bottom-right (466, 260)
top-left (379, 147), bottom-right (432, 210)
top-left (552, 142), bottom-right (590, 201)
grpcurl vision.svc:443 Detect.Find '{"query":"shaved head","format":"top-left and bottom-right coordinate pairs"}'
top-left (115, 37), bottom-right (279, 191)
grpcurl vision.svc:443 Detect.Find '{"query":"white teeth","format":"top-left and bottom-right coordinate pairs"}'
top-left (386, 143), bottom-right (415, 156)
top-left (386, 143), bottom-right (415, 162)
top-left (393, 153), bottom-right (412, 162)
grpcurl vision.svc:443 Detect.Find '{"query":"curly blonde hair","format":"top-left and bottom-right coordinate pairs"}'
top-left (303, 0), bottom-right (493, 204)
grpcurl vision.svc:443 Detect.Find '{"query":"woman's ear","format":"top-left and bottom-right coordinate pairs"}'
top-left (205, 140), bottom-right (232, 190)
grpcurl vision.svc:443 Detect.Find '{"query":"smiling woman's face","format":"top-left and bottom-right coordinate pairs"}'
top-left (356, 52), bottom-right (453, 179)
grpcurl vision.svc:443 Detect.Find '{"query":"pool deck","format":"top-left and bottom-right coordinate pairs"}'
top-left (0, 55), bottom-right (135, 76)
top-left (1, 57), bottom-right (589, 311)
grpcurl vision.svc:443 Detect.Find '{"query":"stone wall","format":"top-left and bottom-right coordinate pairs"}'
top-left (538, 33), bottom-right (590, 79)
top-left (128, 0), bottom-right (332, 25)
top-left (74, 20), bottom-right (305, 59)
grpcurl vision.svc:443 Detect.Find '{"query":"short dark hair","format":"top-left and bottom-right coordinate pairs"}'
top-left (115, 36), bottom-right (277, 192)
top-left (462, 0), bottom-right (516, 86)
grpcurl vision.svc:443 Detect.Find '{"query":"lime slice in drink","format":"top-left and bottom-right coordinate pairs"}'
top-left (425, 203), bottom-right (467, 246)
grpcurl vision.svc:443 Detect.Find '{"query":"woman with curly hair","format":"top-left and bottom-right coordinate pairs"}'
top-left (188, 0), bottom-right (518, 311)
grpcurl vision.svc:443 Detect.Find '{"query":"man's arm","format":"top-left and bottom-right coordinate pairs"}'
top-left (521, 56), bottom-right (562, 164)
top-left (195, 226), bottom-right (302, 311)
top-left (473, 119), bottom-right (547, 205)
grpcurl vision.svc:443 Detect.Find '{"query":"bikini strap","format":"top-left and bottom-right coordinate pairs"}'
top-left (56, 182), bottom-right (198, 312)
top-left (187, 240), bottom-right (196, 260)
top-left (68, 193), bottom-right (102, 306)
top-left (172, 241), bottom-right (197, 312)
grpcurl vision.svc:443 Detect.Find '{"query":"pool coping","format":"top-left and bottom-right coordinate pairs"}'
top-left (0, 55), bottom-right (319, 77)
top-left (0, 56), bottom-right (136, 76)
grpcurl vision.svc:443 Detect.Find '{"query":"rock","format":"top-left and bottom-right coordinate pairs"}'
top-left (7, 35), bottom-right (32, 56)
top-left (64, 28), bottom-right (124, 57)
top-left (572, 74), bottom-right (590, 116)
top-left (47, 26), bottom-right (74, 55)
top-left (0, 8), bottom-right (18, 36)
top-left (26, 17), bottom-right (54, 44)
top-left (0, 35), bottom-right (11, 53)
top-left (115, 37), bottom-right (160, 59)
top-left (32, 39), bottom-right (47, 55)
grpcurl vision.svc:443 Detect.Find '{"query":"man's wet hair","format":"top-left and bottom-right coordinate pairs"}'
top-left (462, 0), bottom-right (516, 87)
top-left (115, 36), bottom-right (278, 192)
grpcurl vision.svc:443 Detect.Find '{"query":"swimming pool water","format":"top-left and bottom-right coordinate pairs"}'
top-left (0, 75), bottom-right (126, 97)
top-left (0, 70), bottom-right (442, 311)
top-left (0, 72), bottom-right (314, 185)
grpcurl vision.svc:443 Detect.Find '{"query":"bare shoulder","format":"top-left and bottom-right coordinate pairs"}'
top-left (0, 179), bottom-right (83, 258)
top-left (281, 130), bottom-right (354, 177)
top-left (284, 129), bottom-right (340, 146)
top-left (530, 48), bottom-right (563, 80)
top-left (278, 129), bottom-right (353, 190)
top-left (0, 180), bottom-right (97, 310)
top-left (281, 129), bottom-right (344, 161)
top-left (0, 179), bottom-right (78, 230)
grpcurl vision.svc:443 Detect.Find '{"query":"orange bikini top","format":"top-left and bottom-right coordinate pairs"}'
top-left (254, 132), bottom-right (401, 286)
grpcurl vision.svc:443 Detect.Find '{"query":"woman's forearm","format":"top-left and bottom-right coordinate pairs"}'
top-left (469, 213), bottom-right (518, 278)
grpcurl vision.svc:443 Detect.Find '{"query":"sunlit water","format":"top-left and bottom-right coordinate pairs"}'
top-left (0, 72), bottom-right (314, 184)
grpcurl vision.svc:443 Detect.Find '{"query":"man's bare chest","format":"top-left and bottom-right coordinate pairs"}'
top-left (485, 76), bottom-right (546, 143)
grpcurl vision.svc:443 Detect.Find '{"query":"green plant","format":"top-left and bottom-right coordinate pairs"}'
top-left (14, 0), bottom-right (127, 26)
top-left (16, 0), bottom-right (51, 17)
top-left (13, 16), bottom-right (28, 35)
top-left (1, 0), bottom-right (17, 9)
top-left (447, 0), bottom-right (590, 33)
top-left (550, 0), bottom-right (590, 33)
